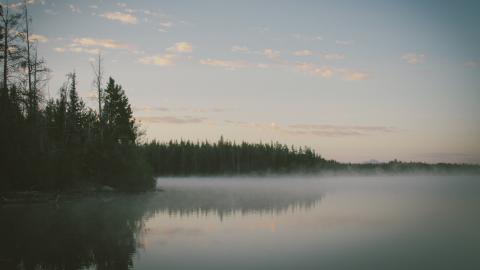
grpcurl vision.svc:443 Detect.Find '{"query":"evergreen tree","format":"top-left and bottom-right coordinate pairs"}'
top-left (103, 77), bottom-right (136, 145)
top-left (66, 72), bottom-right (85, 145)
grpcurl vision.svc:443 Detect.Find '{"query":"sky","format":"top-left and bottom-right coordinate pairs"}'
top-left (12, 0), bottom-right (480, 163)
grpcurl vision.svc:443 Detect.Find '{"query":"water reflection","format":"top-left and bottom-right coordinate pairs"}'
top-left (0, 181), bottom-right (323, 270)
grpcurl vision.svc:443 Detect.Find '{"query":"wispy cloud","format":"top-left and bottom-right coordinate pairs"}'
top-left (343, 71), bottom-right (369, 81)
top-left (66, 47), bottom-right (100, 55)
top-left (72, 37), bottom-right (130, 49)
top-left (295, 63), bottom-right (334, 78)
top-left (231, 46), bottom-right (250, 53)
top-left (30, 34), bottom-right (48, 43)
top-left (44, 9), bottom-right (57, 15)
top-left (133, 106), bottom-right (170, 112)
top-left (292, 33), bottom-right (323, 41)
top-left (139, 42), bottom-right (193, 66)
top-left (139, 54), bottom-right (176, 66)
top-left (293, 50), bottom-right (313, 56)
top-left (335, 40), bottom-right (354, 45)
top-left (158, 21), bottom-right (174, 32)
top-left (68, 4), bottom-right (81, 14)
top-left (289, 124), bottom-right (394, 137)
top-left (134, 105), bottom-right (231, 113)
top-left (263, 48), bottom-right (280, 59)
top-left (294, 62), bottom-right (368, 81)
top-left (324, 53), bottom-right (344, 60)
top-left (199, 59), bottom-right (248, 70)
top-left (166, 42), bottom-right (193, 53)
top-left (101, 11), bottom-right (137, 24)
top-left (54, 37), bottom-right (132, 55)
top-left (224, 121), bottom-right (395, 137)
top-left (137, 116), bottom-right (207, 124)
top-left (402, 53), bottom-right (425, 64)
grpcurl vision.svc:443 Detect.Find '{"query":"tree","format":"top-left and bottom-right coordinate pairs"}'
top-left (0, 2), bottom-right (23, 90)
top-left (103, 77), bottom-right (136, 145)
top-left (66, 72), bottom-right (85, 145)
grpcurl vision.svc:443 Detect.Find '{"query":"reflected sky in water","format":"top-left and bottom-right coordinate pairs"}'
top-left (1, 175), bottom-right (480, 270)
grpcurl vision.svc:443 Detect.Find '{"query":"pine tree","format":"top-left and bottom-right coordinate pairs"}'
top-left (66, 72), bottom-right (85, 146)
top-left (103, 77), bottom-right (136, 145)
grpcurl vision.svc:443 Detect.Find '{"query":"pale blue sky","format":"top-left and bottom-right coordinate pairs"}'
top-left (19, 0), bottom-right (480, 163)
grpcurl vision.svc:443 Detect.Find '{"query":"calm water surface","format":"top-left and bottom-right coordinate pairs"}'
top-left (1, 175), bottom-right (479, 269)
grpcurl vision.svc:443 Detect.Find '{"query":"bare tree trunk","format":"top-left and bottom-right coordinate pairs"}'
top-left (97, 53), bottom-right (103, 118)
top-left (24, 0), bottom-right (32, 102)
top-left (92, 52), bottom-right (104, 141)
top-left (2, 4), bottom-right (9, 90)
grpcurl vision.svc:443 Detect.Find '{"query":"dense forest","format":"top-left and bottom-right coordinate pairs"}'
top-left (0, 3), bottom-right (478, 193)
top-left (141, 138), bottom-right (334, 175)
top-left (140, 140), bottom-right (480, 176)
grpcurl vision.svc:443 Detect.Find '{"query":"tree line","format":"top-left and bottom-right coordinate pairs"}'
top-left (141, 137), bottom-right (334, 176)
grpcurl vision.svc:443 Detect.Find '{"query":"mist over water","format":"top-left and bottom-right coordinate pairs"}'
top-left (1, 175), bottom-right (479, 270)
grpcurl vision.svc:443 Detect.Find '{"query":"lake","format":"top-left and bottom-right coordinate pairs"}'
top-left (1, 175), bottom-right (479, 269)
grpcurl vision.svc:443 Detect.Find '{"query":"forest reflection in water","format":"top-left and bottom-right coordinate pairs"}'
top-left (0, 178), bottom-right (323, 270)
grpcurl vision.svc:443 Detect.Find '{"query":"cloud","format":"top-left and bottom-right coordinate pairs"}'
top-left (254, 26), bottom-right (270, 34)
top-left (72, 37), bottom-right (130, 49)
top-left (199, 59), bottom-right (248, 70)
top-left (30, 34), bottom-right (48, 43)
top-left (343, 71), bottom-right (369, 81)
top-left (402, 53), bottom-right (425, 64)
top-left (166, 42), bottom-right (193, 53)
top-left (289, 124), bottom-right (395, 137)
top-left (139, 54), bottom-right (176, 66)
top-left (134, 106), bottom-right (231, 113)
top-left (89, 5), bottom-right (98, 9)
top-left (44, 9), bottom-right (57, 15)
top-left (336, 40), bottom-right (353, 45)
top-left (293, 50), bottom-right (313, 56)
top-left (160, 21), bottom-right (173, 28)
top-left (324, 53), bottom-right (344, 60)
top-left (225, 121), bottom-right (395, 137)
top-left (295, 63), bottom-right (334, 78)
top-left (54, 46), bottom-right (99, 55)
top-left (263, 48), bottom-right (280, 59)
top-left (81, 91), bottom-right (98, 102)
top-left (69, 4), bottom-right (81, 14)
top-left (100, 11), bottom-right (137, 24)
top-left (54, 37), bottom-right (132, 55)
top-left (231, 46), bottom-right (250, 53)
top-left (158, 21), bottom-right (174, 32)
top-left (292, 34), bottom-right (323, 41)
top-left (67, 47), bottom-right (100, 55)
top-left (137, 116), bottom-right (207, 124)
top-left (133, 106), bottom-right (170, 112)
top-left (295, 62), bottom-right (368, 81)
